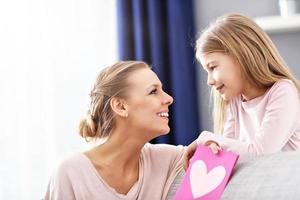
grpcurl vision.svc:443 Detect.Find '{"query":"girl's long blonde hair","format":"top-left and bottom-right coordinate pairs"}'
top-left (196, 13), bottom-right (300, 135)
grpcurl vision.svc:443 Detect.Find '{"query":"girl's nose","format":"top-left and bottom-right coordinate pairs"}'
top-left (207, 73), bottom-right (215, 87)
top-left (163, 92), bottom-right (174, 105)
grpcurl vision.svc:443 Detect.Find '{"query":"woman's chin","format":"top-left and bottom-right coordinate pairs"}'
top-left (157, 127), bottom-right (170, 136)
top-left (161, 127), bottom-right (171, 135)
top-left (149, 126), bottom-right (171, 140)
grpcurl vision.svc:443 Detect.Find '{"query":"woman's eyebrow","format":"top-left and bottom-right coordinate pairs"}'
top-left (148, 83), bottom-right (163, 88)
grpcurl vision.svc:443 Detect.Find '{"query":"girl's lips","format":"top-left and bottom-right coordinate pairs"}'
top-left (216, 84), bottom-right (225, 93)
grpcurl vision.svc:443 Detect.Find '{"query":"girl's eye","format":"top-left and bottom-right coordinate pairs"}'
top-left (150, 89), bottom-right (158, 95)
top-left (210, 65), bottom-right (217, 70)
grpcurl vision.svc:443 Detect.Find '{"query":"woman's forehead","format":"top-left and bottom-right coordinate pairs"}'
top-left (128, 68), bottom-right (161, 85)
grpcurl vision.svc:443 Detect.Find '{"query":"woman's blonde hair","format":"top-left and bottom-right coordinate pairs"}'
top-left (79, 61), bottom-right (149, 141)
top-left (195, 13), bottom-right (300, 134)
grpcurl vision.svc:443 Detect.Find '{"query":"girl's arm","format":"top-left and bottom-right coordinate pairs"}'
top-left (183, 102), bottom-right (236, 168)
top-left (198, 81), bottom-right (300, 157)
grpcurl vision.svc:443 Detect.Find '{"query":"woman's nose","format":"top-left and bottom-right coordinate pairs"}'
top-left (163, 92), bottom-right (174, 105)
top-left (207, 73), bottom-right (215, 87)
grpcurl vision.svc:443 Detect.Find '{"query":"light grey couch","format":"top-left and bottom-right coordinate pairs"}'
top-left (167, 150), bottom-right (300, 199)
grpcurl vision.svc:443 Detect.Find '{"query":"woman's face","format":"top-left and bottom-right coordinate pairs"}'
top-left (199, 52), bottom-right (245, 101)
top-left (124, 68), bottom-right (173, 140)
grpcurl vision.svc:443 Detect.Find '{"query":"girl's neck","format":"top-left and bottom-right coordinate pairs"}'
top-left (242, 83), bottom-right (268, 102)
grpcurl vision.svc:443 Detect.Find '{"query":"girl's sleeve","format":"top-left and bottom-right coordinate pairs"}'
top-left (197, 81), bottom-right (300, 157)
top-left (222, 99), bottom-right (237, 138)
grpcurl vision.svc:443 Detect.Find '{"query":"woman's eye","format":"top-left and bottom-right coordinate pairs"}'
top-left (150, 89), bottom-right (157, 94)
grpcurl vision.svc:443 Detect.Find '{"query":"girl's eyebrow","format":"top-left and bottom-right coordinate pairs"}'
top-left (207, 61), bottom-right (217, 67)
top-left (203, 61), bottom-right (217, 70)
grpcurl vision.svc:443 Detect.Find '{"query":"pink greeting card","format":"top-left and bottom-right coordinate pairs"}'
top-left (174, 145), bottom-right (239, 200)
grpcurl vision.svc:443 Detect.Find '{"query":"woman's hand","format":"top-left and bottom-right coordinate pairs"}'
top-left (183, 141), bottom-right (197, 171)
top-left (183, 140), bottom-right (221, 170)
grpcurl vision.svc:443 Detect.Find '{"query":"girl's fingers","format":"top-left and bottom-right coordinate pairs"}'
top-left (209, 142), bottom-right (221, 154)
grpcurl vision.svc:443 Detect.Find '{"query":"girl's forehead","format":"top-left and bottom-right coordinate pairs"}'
top-left (200, 52), bottom-right (222, 64)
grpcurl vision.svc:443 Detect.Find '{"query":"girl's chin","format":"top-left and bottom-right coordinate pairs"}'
top-left (221, 94), bottom-right (230, 101)
top-left (221, 93), bottom-right (236, 101)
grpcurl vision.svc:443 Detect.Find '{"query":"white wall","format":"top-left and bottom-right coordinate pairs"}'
top-left (0, 0), bottom-right (117, 199)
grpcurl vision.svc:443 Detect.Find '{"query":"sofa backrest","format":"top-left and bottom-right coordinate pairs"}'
top-left (167, 149), bottom-right (300, 200)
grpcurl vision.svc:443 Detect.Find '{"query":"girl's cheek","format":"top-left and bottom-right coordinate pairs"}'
top-left (213, 72), bottom-right (220, 81)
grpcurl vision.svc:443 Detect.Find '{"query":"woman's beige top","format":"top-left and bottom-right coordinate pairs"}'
top-left (45, 143), bottom-right (184, 200)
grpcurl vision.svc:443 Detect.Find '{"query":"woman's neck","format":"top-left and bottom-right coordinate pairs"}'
top-left (87, 133), bottom-right (144, 171)
top-left (84, 130), bottom-right (145, 194)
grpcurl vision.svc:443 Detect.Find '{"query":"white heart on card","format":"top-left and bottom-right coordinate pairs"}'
top-left (190, 160), bottom-right (226, 198)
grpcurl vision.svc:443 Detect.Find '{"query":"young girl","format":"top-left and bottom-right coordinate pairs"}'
top-left (45, 61), bottom-right (186, 200)
top-left (185, 13), bottom-right (300, 166)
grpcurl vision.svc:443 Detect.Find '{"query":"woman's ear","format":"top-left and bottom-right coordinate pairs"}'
top-left (110, 97), bottom-right (128, 118)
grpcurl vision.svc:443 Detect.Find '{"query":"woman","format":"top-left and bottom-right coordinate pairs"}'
top-left (45, 61), bottom-right (185, 200)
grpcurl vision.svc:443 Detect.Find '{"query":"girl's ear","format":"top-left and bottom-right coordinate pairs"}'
top-left (110, 97), bottom-right (128, 118)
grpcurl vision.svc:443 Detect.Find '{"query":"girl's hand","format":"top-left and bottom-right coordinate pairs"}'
top-left (183, 140), bottom-right (221, 171)
top-left (205, 140), bottom-right (221, 154)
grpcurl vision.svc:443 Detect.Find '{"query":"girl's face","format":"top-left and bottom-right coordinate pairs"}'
top-left (199, 52), bottom-right (246, 101)
top-left (124, 68), bottom-right (173, 140)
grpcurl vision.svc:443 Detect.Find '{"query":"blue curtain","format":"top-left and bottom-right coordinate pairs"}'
top-left (116, 0), bottom-right (200, 145)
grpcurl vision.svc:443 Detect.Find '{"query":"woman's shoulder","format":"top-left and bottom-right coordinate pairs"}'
top-left (51, 153), bottom-right (88, 177)
top-left (141, 143), bottom-right (185, 174)
top-left (142, 143), bottom-right (185, 158)
top-left (143, 143), bottom-right (184, 151)
top-left (45, 153), bottom-right (93, 199)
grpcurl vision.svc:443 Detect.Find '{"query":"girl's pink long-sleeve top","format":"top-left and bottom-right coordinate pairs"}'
top-left (197, 79), bottom-right (300, 157)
